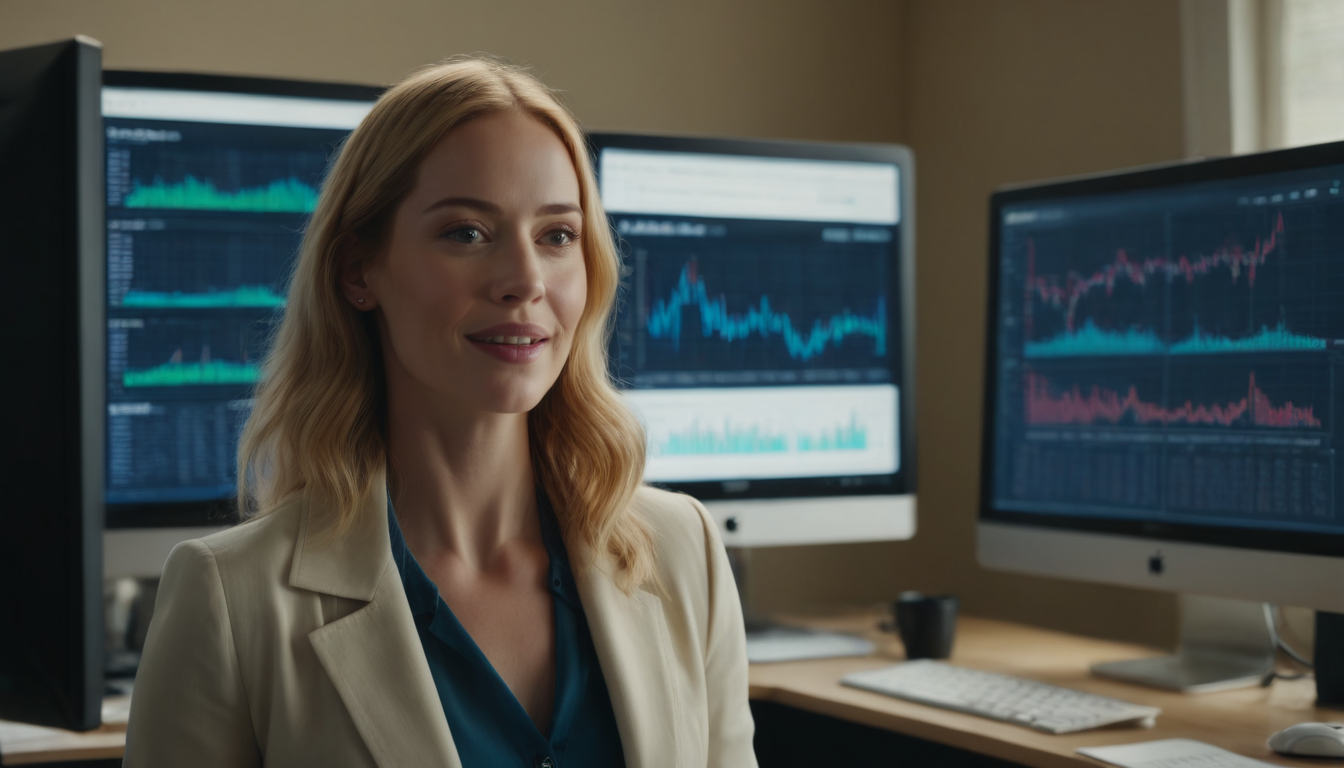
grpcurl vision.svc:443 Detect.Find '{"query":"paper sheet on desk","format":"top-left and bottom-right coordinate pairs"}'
top-left (0, 719), bottom-right (70, 744)
top-left (0, 698), bottom-right (130, 747)
top-left (1079, 738), bottom-right (1277, 767)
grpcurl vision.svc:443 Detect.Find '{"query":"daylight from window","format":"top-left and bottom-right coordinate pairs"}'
top-left (1281, 0), bottom-right (1344, 146)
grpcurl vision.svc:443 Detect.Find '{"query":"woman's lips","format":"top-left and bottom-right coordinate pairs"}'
top-left (466, 336), bottom-right (548, 363)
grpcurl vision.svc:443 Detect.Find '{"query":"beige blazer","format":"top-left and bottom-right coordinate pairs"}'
top-left (122, 483), bottom-right (757, 768)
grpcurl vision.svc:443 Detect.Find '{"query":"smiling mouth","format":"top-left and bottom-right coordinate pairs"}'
top-left (468, 335), bottom-right (544, 345)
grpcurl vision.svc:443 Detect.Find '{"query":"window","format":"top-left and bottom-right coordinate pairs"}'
top-left (1181, 0), bottom-right (1344, 156)
top-left (1268, 0), bottom-right (1344, 147)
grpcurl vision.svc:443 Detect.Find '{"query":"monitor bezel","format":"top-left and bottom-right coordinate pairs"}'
top-left (980, 139), bottom-right (1344, 560)
top-left (103, 69), bottom-right (384, 101)
top-left (101, 70), bottom-right (383, 529)
top-left (588, 132), bottom-right (917, 504)
top-left (0, 35), bottom-right (106, 732)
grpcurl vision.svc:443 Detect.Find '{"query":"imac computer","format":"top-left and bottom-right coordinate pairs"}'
top-left (981, 140), bottom-right (1344, 691)
top-left (0, 37), bottom-right (105, 731)
top-left (589, 133), bottom-right (916, 652)
top-left (100, 72), bottom-right (378, 581)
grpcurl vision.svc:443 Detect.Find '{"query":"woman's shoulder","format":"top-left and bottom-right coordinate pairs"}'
top-left (163, 497), bottom-right (308, 592)
top-left (200, 497), bottom-right (304, 555)
top-left (631, 483), bottom-right (714, 539)
top-left (628, 485), bottom-right (724, 587)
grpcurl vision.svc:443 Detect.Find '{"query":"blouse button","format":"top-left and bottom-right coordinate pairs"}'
top-left (537, 757), bottom-right (555, 768)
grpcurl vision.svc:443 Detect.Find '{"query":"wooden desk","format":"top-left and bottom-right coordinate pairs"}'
top-left (0, 695), bottom-right (127, 766)
top-left (749, 613), bottom-right (1331, 768)
top-left (0, 615), bottom-right (1331, 766)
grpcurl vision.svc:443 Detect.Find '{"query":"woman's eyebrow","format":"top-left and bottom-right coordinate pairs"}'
top-left (422, 196), bottom-right (501, 216)
top-left (420, 198), bottom-right (582, 218)
top-left (537, 203), bottom-right (582, 217)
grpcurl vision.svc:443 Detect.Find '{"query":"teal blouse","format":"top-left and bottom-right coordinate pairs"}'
top-left (387, 491), bottom-right (626, 768)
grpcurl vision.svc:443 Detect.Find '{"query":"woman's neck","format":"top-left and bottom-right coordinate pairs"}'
top-left (384, 389), bottom-right (539, 571)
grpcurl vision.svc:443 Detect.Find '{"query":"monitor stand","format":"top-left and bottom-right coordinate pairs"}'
top-left (726, 547), bottom-right (875, 663)
top-left (1091, 594), bottom-right (1275, 693)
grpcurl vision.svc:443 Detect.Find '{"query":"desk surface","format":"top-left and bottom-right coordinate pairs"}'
top-left (0, 614), bottom-right (1332, 766)
top-left (0, 696), bottom-right (128, 766)
top-left (750, 613), bottom-right (1330, 768)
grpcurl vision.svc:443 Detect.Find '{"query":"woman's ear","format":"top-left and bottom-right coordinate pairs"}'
top-left (336, 235), bottom-right (378, 310)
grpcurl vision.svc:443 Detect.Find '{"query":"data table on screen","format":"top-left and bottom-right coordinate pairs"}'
top-left (102, 101), bottom-right (359, 508)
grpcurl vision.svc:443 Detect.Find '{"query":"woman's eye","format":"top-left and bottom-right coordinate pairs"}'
top-left (544, 229), bottom-right (576, 246)
top-left (444, 226), bottom-right (482, 244)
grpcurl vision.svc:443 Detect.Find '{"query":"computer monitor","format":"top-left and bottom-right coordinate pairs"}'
top-left (589, 134), bottom-right (917, 548)
top-left (0, 36), bottom-right (105, 731)
top-left (100, 72), bottom-right (378, 578)
top-left (980, 140), bottom-right (1344, 690)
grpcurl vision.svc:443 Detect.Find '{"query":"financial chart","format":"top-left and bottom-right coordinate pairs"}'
top-left (610, 216), bottom-right (903, 483)
top-left (626, 385), bottom-right (898, 482)
top-left (104, 114), bottom-right (352, 506)
top-left (991, 170), bottom-right (1344, 532)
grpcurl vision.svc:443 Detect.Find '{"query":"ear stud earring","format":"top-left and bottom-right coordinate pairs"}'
top-left (357, 298), bottom-right (365, 304)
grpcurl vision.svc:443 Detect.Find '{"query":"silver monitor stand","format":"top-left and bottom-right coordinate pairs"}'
top-left (726, 547), bottom-right (875, 664)
top-left (1091, 595), bottom-right (1275, 693)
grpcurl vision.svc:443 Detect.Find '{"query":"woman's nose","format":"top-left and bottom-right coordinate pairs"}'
top-left (492, 236), bottom-right (546, 304)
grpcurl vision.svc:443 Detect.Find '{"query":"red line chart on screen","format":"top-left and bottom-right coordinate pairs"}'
top-left (1025, 370), bottom-right (1322, 429)
top-left (1025, 213), bottom-right (1284, 337)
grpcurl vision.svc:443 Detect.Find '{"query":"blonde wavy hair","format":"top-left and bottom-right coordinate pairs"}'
top-left (237, 56), bottom-right (652, 589)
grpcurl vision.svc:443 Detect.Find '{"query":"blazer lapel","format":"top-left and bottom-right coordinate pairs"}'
top-left (575, 551), bottom-right (682, 768)
top-left (291, 483), bottom-right (462, 768)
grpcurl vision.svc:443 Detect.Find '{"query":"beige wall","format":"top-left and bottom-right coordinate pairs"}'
top-left (0, 0), bottom-right (904, 141)
top-left (6, 0), bottom-right (1193, 648)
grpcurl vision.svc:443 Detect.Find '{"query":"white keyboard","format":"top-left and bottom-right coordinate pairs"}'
top-left (841, 660), bottom-right (1161, 734)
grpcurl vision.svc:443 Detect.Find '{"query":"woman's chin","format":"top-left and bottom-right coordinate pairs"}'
top-left (466, 386), bottom-right (553, 416)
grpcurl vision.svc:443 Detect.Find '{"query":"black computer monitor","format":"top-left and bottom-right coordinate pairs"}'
top-left (99, 73), bottom-right (380, 580)
top-left (0, 37), bottom-right (105, 731)
top-left (589, 134), bottom-right (917, 548)
top-left (980, 140), bottom-right (1344, 689)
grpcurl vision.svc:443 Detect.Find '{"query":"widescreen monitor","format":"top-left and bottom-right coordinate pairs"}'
top-left (100, 72), bottom-right (378, 576)
top-left (980, 142), bottom-right (1344, 618)
top-left (0, 36), bottom-right (105, 731)
top-left (590, 134), bottom-right (917, 547)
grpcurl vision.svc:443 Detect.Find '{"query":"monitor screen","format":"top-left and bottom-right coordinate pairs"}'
top-left (101, 74), bottom-right (377, 525)
top-left (984, 143), bottom-right (1344, 556)
top-left (592, 136), bottom-right (915, 504)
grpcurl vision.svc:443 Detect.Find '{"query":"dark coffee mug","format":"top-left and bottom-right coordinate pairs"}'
top-left (893, 591), bottom-right (958, 660)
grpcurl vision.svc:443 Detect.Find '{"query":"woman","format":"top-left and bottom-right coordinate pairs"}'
top-left (123, 56), bottom-right (756, 768)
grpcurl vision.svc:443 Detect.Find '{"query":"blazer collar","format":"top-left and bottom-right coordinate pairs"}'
top-left (287, 477), bottom-right (682, 768)
top-left (289, 476), bottom-right (391, 601)
top-left (307, 556), bottom-right (463, 768)
top-left (572, 539), bottom-right (683, 768)
top-left (291, 475), bottom-right (462, 768)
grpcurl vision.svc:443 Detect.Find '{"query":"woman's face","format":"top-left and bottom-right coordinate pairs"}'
top-left (353, 110), bottom-right (587, 417)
